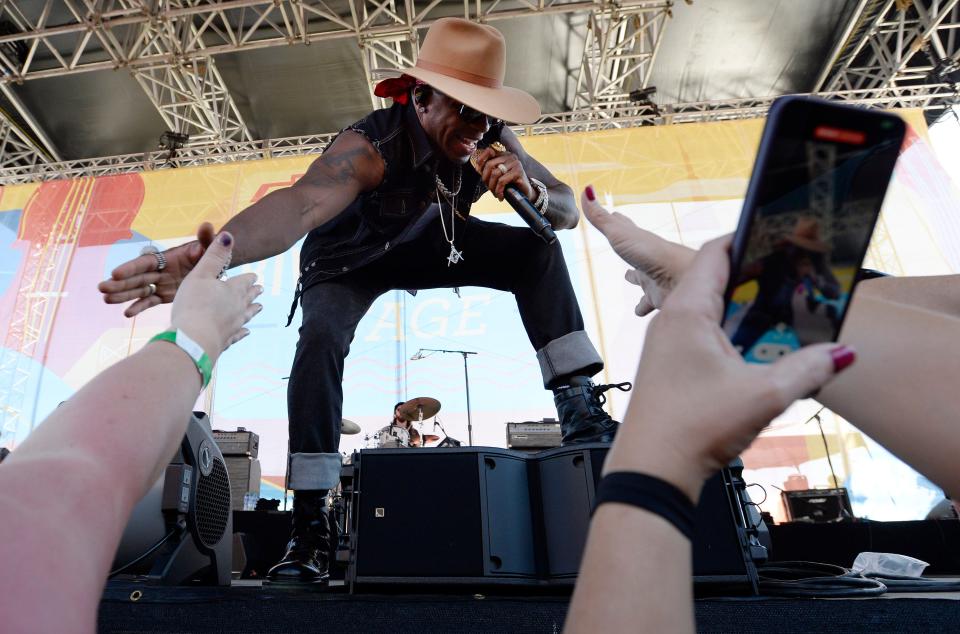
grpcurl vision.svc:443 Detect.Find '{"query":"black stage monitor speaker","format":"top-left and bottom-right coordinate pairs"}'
top-left (353, 451), bottom-right (486, 579)
top-left (345, 446), bottom-right (765, 593)
top-left (112, 412), bottom-right (233, 585)
top-left (692, 461), bottom-right (768, 594)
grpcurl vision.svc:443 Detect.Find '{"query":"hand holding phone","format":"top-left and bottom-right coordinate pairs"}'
top-left (722, 97), bottom-right (905, 363)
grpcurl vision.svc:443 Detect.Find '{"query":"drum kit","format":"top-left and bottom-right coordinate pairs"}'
top-left (339, 396), bottom-right (458, 449)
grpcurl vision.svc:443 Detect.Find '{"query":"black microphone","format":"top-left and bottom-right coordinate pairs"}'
top-left (470, 148), bottom-right (557, 245)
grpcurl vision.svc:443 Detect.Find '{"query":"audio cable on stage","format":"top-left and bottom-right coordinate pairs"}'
top-left (108, 520), bottom-right (186, 579)
top-left (757, 560), bottom-right (960, 597)
top-left (758, 561), bottom-right (887, 598)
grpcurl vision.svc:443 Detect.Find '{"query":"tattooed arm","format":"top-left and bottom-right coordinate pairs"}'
top-left (222, 131), bottom-right (384, 267)
top-left (98, 132), bottom-right (383, 316)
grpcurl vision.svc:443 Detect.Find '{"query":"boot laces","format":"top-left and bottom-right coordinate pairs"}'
top-left (592, 381), bottom-right (633, 406)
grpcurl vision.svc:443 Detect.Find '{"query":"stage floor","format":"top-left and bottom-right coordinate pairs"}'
top-left (98, 579), bottom-right (960, 633)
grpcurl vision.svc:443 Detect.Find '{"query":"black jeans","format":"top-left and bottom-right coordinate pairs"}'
top-left (286, 214), bottom-right (603, 490)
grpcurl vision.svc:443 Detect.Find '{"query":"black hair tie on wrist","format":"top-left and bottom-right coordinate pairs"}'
top-left (593, 472), bottom-right (696, 541)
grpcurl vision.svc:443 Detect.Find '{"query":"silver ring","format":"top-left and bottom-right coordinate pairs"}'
top-left (147, 283), bottom-right (157, 296)
top-left (497, 163), bottom-right (508, 175)
top-left (153, 251), bottom-right (166, 272)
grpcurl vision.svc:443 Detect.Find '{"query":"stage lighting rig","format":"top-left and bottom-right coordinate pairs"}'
top-left (0, 21), bottom-right (28, 70)
top-left (933, 59), bottom-right (960, 86)
top-left (628, 86), bottom-right (658, 102)
top-left (159, 130), bottom-right (191, 165)
top-left (628, 86), bottom-right (660, 122)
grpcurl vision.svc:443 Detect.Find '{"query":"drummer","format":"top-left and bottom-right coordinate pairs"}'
top-left (387, 402), bottom-right (422, 447)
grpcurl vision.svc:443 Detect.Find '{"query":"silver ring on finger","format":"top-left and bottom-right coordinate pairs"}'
top-left (140, 244), bottom-right (159, 256)
top-left (497, 163), bottom-right (508, 175)
top-left (153, 251), bottom-right (166, 271)
top-left (147, 283), bottom-right (157, 296)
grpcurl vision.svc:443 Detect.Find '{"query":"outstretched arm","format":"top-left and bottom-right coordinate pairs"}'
top-left (99, 131), bottom-right (384, 317)
top-left (819, 289), bottom-right (960, 496)
top-left (2, 234), bottom-right (260, 633)
top-left (222, 131), bottom-right (384, 267)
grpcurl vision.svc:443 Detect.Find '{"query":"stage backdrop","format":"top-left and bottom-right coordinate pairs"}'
top-left (2, 110), bottom-right (957, 521)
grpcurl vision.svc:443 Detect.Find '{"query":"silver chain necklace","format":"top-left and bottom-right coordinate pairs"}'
top-left (436, 165), bottom-right (464, 266)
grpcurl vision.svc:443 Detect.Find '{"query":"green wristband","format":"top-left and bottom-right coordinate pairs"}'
top-left (150, 329), bottom-right (213, 388)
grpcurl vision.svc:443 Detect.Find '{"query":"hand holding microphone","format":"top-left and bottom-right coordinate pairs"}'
top-left (470, 143), bottom-right (557, 245)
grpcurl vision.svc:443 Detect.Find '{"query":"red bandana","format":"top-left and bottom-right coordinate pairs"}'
top-left (373, 74), bottom-right (422, 105)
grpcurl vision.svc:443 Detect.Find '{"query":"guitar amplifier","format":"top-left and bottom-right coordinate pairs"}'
top-left (506, 419), bottom-right (562, 450)
top-left (782, 488), bottom-right (853, 523)
top-left (213, 428), bottom-right (259, 458)
top-left (224, 456), bottom-right (261, 511)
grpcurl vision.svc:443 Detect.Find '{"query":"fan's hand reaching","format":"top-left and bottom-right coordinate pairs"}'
top-left (170, 232), bottom-right (262, 363)
top-left (581, 186), bottom-right (696, 316)
top-left (98, 223), bottom-right (216, 318)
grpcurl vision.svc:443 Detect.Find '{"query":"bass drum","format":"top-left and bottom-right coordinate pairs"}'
top-left (375, 425), bottom-right (410, 448)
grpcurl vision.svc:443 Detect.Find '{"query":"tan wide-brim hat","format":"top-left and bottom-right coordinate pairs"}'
top-left (383, 18), bottom-right (541, 124)
top-left (780, 217), bottom-right (829, 253)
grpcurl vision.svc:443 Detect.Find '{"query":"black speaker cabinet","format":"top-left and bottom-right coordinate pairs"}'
top-left (346, 446), bottom-right (765, 592)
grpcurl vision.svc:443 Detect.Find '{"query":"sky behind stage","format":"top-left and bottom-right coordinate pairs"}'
top-left (2, 110), bottom-right (958, 522)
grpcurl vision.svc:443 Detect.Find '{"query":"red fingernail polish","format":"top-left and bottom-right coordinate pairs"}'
top-left (830, 345), bottom-right (856, 372)
top-left (585, 185), bottom-right (596, 201)
top-left (220, 233), bottom-right (232, 246)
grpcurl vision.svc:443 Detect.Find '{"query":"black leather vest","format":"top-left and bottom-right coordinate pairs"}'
top-left (288, 101), bottom-right (499, 323)
top-left (287, 103), bottom-right (503, 326)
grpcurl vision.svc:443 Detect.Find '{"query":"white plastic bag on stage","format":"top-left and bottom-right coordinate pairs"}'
top-left (852, 551), bottom-right (929, 578)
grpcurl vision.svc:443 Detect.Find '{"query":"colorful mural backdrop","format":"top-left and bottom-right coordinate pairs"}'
top-left (2, 110), bottom-right (957, 520)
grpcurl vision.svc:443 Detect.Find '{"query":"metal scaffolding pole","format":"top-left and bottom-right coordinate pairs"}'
top-left (818, 0), bottom-right (960, 95)
top-left (0, 0), bottom-right (612, 83)
top-left (572, 1), bottom-right (673, 114)
top-left (0, 83), bottom-right (953, 185)
top-left (0, 110), bottom-right (56, 168)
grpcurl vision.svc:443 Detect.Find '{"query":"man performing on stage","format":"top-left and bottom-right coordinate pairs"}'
top-left (99, 18), bottom-right (629, 585)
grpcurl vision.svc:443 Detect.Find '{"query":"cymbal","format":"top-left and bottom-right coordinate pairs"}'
top-left (341, 419), bottom-right (361, 435)
top-left (422, 434), bottom-right (441, 445)
top-left (398, 396), bottom-right (441, 420)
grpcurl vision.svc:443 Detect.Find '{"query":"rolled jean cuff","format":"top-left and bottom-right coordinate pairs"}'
top-left (536, 330), bottom-right (604, 388)
top-left (288, 452), bottom-right (342, 490)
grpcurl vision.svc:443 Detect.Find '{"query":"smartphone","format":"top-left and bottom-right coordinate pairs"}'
top-left (722, 96), bottom-right (905, 363)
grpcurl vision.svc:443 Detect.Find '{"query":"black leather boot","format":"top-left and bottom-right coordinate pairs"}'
top-left (265, 491), bottom-right (331, 585)
top-left (553, 378), bottom-right (632, 445)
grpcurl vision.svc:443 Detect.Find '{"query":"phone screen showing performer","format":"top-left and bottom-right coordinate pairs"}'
top-left (722, 97), bottom-right (905, 364)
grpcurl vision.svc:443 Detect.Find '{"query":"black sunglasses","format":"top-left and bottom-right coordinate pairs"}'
top-left (457, 102), bottom-right (502, 127)
top-left (435, 90), bottom-right (502, 127)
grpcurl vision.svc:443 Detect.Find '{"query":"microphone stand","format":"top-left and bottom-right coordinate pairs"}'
top-left (412, 348), bottom-right (477, 446)
top-left (805, 406), bottom-right (840, 489)
top-left (433, 416), bottom-right (453, 442)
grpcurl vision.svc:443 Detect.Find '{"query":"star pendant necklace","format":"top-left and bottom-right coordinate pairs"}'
top-left (436, 165), bottom-right (464, 266)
